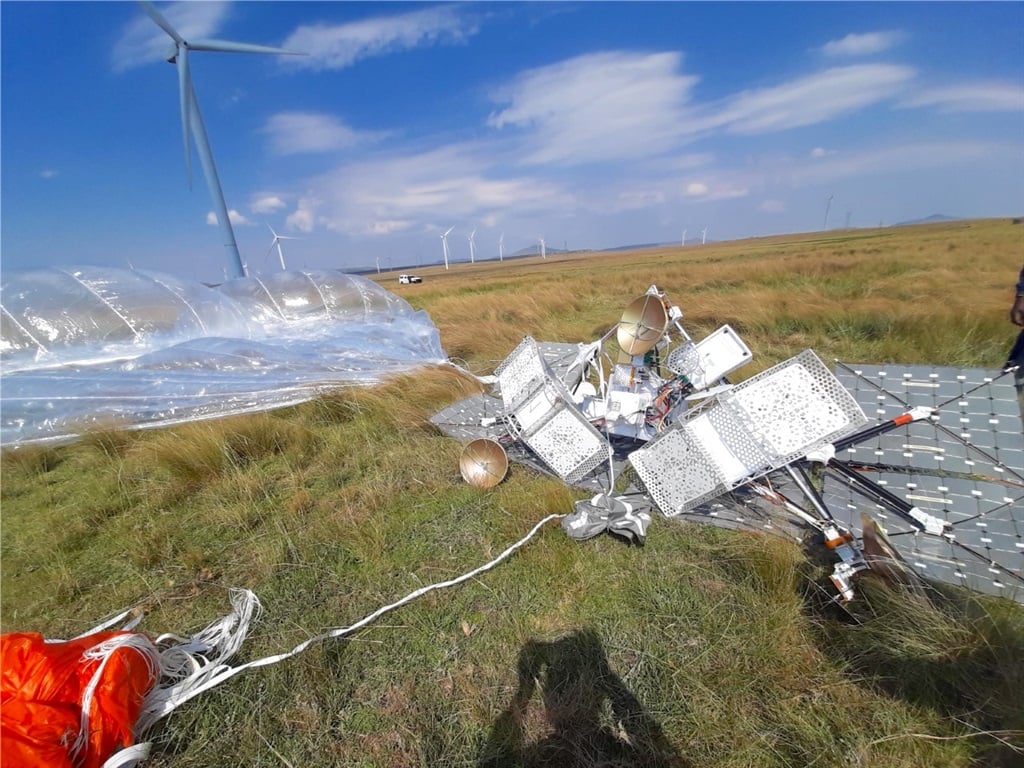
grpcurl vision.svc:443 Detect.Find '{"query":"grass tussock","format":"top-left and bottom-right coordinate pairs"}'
top-left (2, 219), bottom-right (1022, 767)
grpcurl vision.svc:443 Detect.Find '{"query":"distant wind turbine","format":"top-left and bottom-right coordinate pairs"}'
top-left (440, 226), bottom-right (454, 270)
top-left (265, 224), bottom-right (299, 270)
top-left (467, 228), bottom-right (477, 264)
top-left (498, 233), bottom-right (504, 262)
top-left (701, 227), bottom-right (708, 245)
top-left (139, 1), bottom-right (303, 279)
top-left (824, 194), bottom-right (834, 230)
top-left (681, 228), bottom-right (687, 247)
top-left (539, 236), bottom-right (546, 259)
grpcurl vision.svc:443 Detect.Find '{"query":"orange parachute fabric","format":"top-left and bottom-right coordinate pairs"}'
top-left (1, 631), bottom-right (158, 768)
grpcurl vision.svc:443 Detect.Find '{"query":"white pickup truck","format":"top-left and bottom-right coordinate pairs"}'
top-left (398, 274), bottom-right (423, 284)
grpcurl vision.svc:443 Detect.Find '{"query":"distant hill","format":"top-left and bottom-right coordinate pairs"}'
top-left (508, 245), bottom-right (567, 258)
top-left (894, 214), bottom-right (959, 226)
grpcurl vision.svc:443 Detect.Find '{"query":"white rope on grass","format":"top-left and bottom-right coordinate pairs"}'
top-left (135, 512), bottom-right (566, 734)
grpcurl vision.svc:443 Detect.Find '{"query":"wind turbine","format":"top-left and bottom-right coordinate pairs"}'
top-left (467, 229), bottom-right (477, 263)
top-left (139, 1), bottom-right (303, 279)
top-left (824, 194), bottom-right (834, 230)
top-left (681, 228), bottom-right (687, 247)
top-left (539, 236), bottom-right (546, 259)
top-left (440, 226), bottom-right (454, 270)
top-left (498, 233), bottom-right (504, 262)
top-left (265, 224), bottom-right (299, 270)
top-left (701, 227), bottom-right (708, 245)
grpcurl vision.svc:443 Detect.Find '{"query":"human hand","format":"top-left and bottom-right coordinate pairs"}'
top-left (1012, 295), bottom-right (1024, 327)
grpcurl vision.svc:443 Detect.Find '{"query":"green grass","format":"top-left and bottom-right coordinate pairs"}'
top-left (2, 219), bottom-right (1022, 767)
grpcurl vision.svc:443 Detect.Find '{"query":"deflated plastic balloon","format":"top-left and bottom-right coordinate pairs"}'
top-left (1, 267), bottom-right (446, 445)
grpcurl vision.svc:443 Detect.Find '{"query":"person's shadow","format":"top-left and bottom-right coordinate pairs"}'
top-left (478, 628), bottom-right (689, 767)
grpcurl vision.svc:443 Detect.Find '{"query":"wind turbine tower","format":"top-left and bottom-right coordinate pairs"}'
top-left (140, 1), bottom-right (303, 279)
top-left (681, 228), bottom-right (687, 247)
top-left (498, 233), bottom-right (504, 262)
top-left (701, 227), bottom-right (708, 245)
top-left (539, 236), bottom-right (546, 259)
top-left (468, 229), bottom-right (477, 263)
top-left (266, 224), bottom-right (298, 270)
top-left (440, 226), bottom-right (454, 270)
top-left (824, 194), bottom-right (834, 230)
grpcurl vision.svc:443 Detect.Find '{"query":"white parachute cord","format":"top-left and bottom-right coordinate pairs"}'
top-left (73, 608), bottom-right (145, 639)
top-left (71, 634), bottom-right (161, 767)
top-left (133, 588), bottom-right (261, 736)
top-left (443, 358), bottom-right (496, 385)
top-left (101, 743), bottom-right (151, 768)
top-left (135, 513), bottom-right (565, 736)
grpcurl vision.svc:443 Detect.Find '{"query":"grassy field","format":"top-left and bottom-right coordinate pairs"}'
top-left (2, 219), bottom-right (1022, 767)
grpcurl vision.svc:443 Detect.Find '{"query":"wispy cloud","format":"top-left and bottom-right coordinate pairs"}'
top-left (488, 51), bottom-right (699, 166)
top-left (901, 82), bottom-right (1024, 112)
top-left (250, 194), bottom-right (288, 214)
top-left (819, 31), bottom-right (902, 58)
top-left (706, 64), bottom-right (915, 134)
top-left (682, 179), bottom-right (750, 201)
top-left (780, 140), bottom-right (1009, 186)
top-left (282, 5), bottom-right (479, 71)
top-left (263, 112), bottom-right (383, 155)
top-left (283, 144), bottom-right (571, 237)
top-left (112, 1), bottom-right (232, 71)
top-left (207, 209), bottom-right (251, 226)
top-left (39, 169), bottom-right (59, 179)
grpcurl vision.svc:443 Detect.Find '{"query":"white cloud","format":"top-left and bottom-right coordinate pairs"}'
top-left (282, 6), bottom-right (479, 71)
top-left (207, 210), bottom-right (251, 226)
top-left (901, 82), bottom-right (1024, 112)
top-left (112, 2), bottom-right (232, 71)
top-left (616, 190), bottom-right (666, 211)
top-left (686, 182), bottom-right (709, 197)
top-left (784, 140), bottom-right (1011, 186)
top-left (39, 169), bottom-right (58, 179)
top-left (488, 51), bottom-right (699, 165)
top-left (708, 64), bottom-right (915, 134)
top-left (280, 143), bottom-right (571, 237)
top-left (287, 197), bottom-right (321, 233)
top-left (250, 195), bottom-right (288, 214)
top-left (760, 199), bottom-right (786, 213)
top-left (820, 31), bottom-right (902, 58)
top-left (810, 147), bottom-right (837, 158)
top-left (262, 112), bottom-right (381, 155)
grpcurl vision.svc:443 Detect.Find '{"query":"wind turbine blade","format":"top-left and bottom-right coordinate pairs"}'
top-left (444, 225), bottom-right (455, 236)
top-left (177, 46), bottom-right (192, 189)
top-left (138, 0), bottom-right (183, 45)
top-left (189, 38), bottom-right (305, 57)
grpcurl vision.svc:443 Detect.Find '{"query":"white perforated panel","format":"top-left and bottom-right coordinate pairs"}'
top-left (524, 405), bottom-right (608, 484)
top-left (630, 349), bottom-right (867, 515)
top-left (494, 337), bottom-right (549, 411)
top-left (629, 426), bottom-right (728, 514)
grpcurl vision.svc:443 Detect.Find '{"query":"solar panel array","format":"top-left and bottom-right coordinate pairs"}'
top-left (826, 363), bottom-right (1023, 602)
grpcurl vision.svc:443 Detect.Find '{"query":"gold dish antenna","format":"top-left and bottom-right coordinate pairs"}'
top-left (616, 293), bottom-right (669, 356)
top-left (459, 438), bottom-right (509, 488)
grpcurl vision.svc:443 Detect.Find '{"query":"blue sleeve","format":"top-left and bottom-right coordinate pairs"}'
top-left (1018, 266), bottom-right (1024, 295)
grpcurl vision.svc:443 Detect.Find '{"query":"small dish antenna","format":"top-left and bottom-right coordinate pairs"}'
top-left (616, 294), bottom-right (668, 356)
top-left (459, 438), bottom-right (509, 488)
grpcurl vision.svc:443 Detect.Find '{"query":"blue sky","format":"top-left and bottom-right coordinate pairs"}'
top-left (2, 2), bottom-right (1022, 283)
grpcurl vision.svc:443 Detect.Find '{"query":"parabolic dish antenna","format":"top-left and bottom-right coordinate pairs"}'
top-left (460, 438), bottom-right (509, 488)
top-left (617, 294), bottom-right (668, 356)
